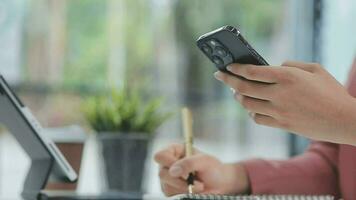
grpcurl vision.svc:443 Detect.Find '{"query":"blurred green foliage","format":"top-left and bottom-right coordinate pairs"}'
top-left (64, 0), bottom-right (157, 91)
top-left (62, 0), bottom-right (283, 93)
top-left (19, 0), bottom-right (286, 133)
top-left (83, 89), bottom-right (172, 134)
top-left (64, 0), bottom-right (109, 88)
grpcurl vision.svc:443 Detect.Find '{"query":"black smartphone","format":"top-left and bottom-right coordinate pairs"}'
top-left (196, 25), bottom-right (268, 73)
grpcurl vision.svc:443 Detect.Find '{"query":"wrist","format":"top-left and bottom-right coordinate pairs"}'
top-left (221, 163), bottom-right (250, 195)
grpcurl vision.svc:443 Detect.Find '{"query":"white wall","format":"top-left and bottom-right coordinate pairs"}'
top-left (322, 0), bottom-right (356, 83)
top-left (0, 0), bottom-right (24, 84)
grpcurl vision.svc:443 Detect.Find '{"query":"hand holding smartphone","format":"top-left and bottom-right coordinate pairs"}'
top-left (196, 25), bottom-right (268, 73)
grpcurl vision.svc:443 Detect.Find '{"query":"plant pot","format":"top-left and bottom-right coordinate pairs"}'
top-left (97, 133), bottom-right (151, 192)
top-left (46, 143), bottom-right (85, 190)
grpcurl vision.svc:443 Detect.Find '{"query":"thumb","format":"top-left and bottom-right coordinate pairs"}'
top-left (169, 154), bottom-right (214, 178)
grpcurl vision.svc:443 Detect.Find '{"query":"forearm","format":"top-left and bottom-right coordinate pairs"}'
top-left (238, 142), bottom-right (340, 197)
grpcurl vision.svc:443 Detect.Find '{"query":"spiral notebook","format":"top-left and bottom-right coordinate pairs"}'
top-left (171, 194), bottom-right (335, 200)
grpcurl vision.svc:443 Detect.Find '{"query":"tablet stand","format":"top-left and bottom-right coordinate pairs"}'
top-left (0, 90), bottom-right (54, 200)
top-left (21, 158), bottom-right (53, 200)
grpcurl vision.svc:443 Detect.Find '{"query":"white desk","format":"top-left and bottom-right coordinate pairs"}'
top-left (0, 119), bottom-right (288, 199)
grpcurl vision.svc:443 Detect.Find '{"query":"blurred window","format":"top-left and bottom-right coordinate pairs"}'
top-left (0, 0), bottom-right (327, 195)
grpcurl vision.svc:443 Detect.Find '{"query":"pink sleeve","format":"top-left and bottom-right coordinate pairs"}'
top-left (241, 142), bottom-right (340, 197)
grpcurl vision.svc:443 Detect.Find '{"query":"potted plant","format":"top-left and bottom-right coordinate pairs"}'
top-left (83, 89), bottom-right (171, 192)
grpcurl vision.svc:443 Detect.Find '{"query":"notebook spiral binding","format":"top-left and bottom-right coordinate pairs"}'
top-left (178, 194), bottom-right (335, 200)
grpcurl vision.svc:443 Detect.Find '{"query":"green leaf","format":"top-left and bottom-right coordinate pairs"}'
top-left (82, 88), bottom-right (173, 134)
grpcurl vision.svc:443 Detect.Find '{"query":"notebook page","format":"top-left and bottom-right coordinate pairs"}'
top-left (170, 194), bottom-right (335, 200)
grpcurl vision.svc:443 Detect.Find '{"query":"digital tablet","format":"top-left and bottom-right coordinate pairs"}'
top-left (0, 75), bottom-right (77, 182)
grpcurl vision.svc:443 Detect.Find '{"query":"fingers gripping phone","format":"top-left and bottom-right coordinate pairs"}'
top-left (196, 25), bottom-right (268, 73)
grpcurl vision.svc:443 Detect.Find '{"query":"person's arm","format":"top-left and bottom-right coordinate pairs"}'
top-left (154, 142), bottom-right (341, 197)
top-left (240, 142), bottom-right (340, 197)
top-left (214, 61), bottom-right (356, 145)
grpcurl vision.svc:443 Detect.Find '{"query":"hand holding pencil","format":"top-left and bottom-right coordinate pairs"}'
top-left (154, 107), bottom-right (251, 196)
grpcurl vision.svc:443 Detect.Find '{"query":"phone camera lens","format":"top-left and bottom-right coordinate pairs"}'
top-left (201, 44), bottom-right (212, 54)
top-left (212, 56), bottom-right (223, 65)
top-left (215, 46), bottom-right (227, 57)
top-left (209, 39), bottom-right (218, 46)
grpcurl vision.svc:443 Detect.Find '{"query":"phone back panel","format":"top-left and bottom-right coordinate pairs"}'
top-left (197, 26), bottom-right (268, 72)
